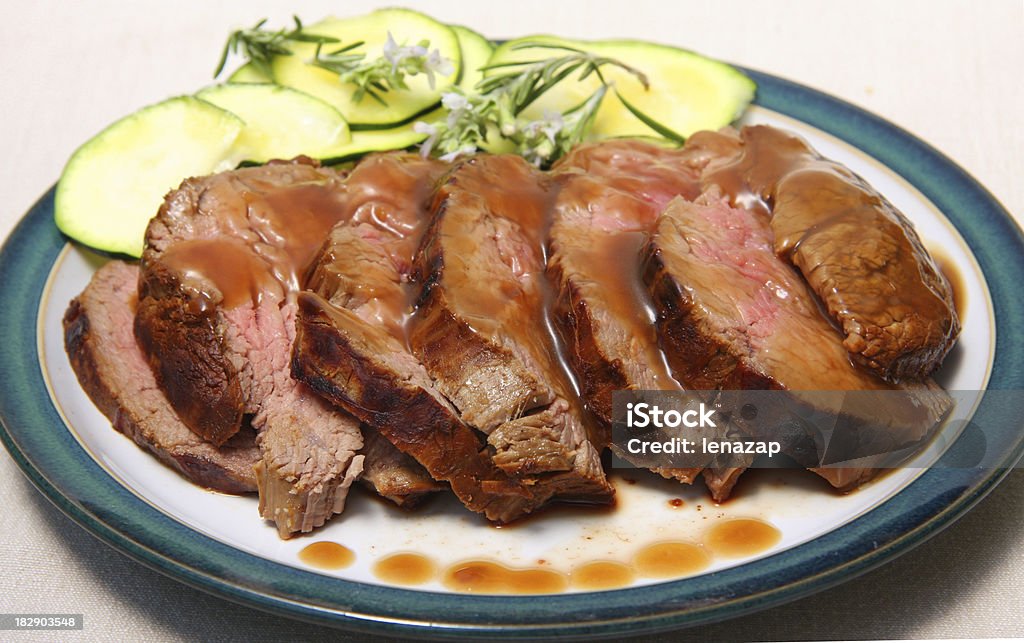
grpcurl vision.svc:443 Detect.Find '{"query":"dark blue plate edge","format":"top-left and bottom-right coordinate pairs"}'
top-left (0, 67), bottom-right (1021, 640)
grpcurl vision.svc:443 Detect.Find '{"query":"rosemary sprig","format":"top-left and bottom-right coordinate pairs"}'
top-left (416, 42), bottom-right (648, 167)
top-left (214, 16), bottom-right (339, 79)
top-left (477, 42), bottom-right (648, 115)
top-left (311, 32), bottom-right (455, 106)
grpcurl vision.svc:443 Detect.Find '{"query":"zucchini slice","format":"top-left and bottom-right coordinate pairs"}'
top-left (271, 8), bottom-right (462, 128)
top-left (599, 40), bottom-right (755, 139)
top-left (486, 36), bottom-right (755, 140)
top-left (322, 128), bottom-right (432, 164)
top-left (322, 24), bottom-right (499, 162)
top-left (227, 63), bottom-right (272, 84)
top-left (196, 83), bottom-right (351, 162)
top-left (55, 96), bottom-right (243, 257)
top-left (451, 25), bottom-right (493, 91)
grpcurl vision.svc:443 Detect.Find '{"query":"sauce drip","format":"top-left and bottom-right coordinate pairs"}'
top-left (932, 251), bottom-right (966, 321)
top-left (578, 230), bottom-right (680, 390)
top-left (373, 552), bottom-right (437, 585)
top-left (632, 542), bottom-right (711, 578)
top-left (258, 183), bottom-right (356, 292)
top-left (161, 238), bottom-right (279, 310)
top-left (370, 519), bottom-right (784, 592)
top-left (704, 518), bottom-right (781, 557)
top-left (298, 541), bottom-right (355, 569)
top-left (569, 561), bottom-right (636, 590)
top-left (307, 154), bottom-right (447, 344)
top-left (162, 166), bottom-right (350, 310)
top-left (547, 142), bottom-right (706, 413)
top-left (441, 560), bottom-right (569, 594)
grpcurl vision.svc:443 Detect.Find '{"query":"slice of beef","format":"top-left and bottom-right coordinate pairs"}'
top-left (293, 154), bottom-right (550, 521)
top-left (303, 153), bottom-right (447, 340)
top-left (410, 154), bottom-right (613, 503)
top-left (549, 139), bottom-right (732, 489)
top-left (293, 294), bottom-right (535, 522)
top-left (643, 191), bottom-right (952, 489)
top-left (135, 159), bottom-right (364, 538)
top-left (136, 160), bottom-right (350, 443)
top-left (548, 140), bottom-right (709, 425)
top-left (357, 424), bottom-right (444, 508)
top-left (64, 260), bottom-right (259, 494)
top-left (245, 300), bottom-right (364, 536)
top-left (696, 125), bottom-right (959, 381)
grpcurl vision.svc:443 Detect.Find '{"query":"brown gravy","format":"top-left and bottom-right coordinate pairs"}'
top-left (161, 238), bottom-right (279, 310)
top-left (304, 155), bottom-right (447, 347)
top-left (632, 542), bottom-right (711, 577)
top-left (298, 541), bottom-right (355, 570)
top-left (569, 561), bottom-right (636, 590)
top-left (371, 517), bottom-right (783, 592)
top-left (373, 552), bottom-right (437, 585)
top-left (441, 560), bottom-right (569, 594)
top-left (577, 230), bottom-right (680, 390)
top-left (932, 250), bottom-right (966, 321)
top-left (704, 518), bottom-right (781, 557)
top-left (161, 170), bottom-right (350, 310)
top-left (164, 157), bottom-right (448, 316)
top-left (258, 183), bottom-right (357, 291)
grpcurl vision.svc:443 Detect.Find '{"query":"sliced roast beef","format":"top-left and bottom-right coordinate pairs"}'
top-left (293, 154), bottom-right (558, 521)
top-left (64, 261), bottom-right (259, 494)
top-left (695, 125), bottom-right (959, 381)
top-left (358, 424), bottom-right (444, 508)
top-left (548, 140), bottom-right (732, 489)
top-left (410, 154), bottom-right (612, 504)
top-left (136, 160), bottom-right (350, 443)
top-left (294, 295), bottom-right (535, 522)
top-left (135, 159), bottom-right (364, 538)
top-left (643, 191), bottom-right (952, 489)
top-left (548, 140), bottom-right (708, 424)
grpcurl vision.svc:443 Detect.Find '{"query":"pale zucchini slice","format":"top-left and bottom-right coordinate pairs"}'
top-left (324, 25), bottom-right (499, 160)
top-left (271, 8), bottom-right (462, 128)
top-left (55, 96), bottom-right (243, 257)
top-left (323, 128), bottom-right (433, 163)
top-left (196, 83), bottom-right (351, 162)
top-left (451, 25), bottom-right (493, 91)
top-left (486, 36), bottom-right (755, 140)
top-left (598, 40), bottom-right (755, 140)
top-left (227, 63), bottom-right (272, 83)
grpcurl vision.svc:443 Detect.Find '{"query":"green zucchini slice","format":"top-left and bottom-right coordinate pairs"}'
top-left (196, 83), bottom-right (351, 162)
top-left (487, 36), bottom-right (755, 140)
top-left (271, 8), bottom-right (462, 128)
top-left (55, 96), bottom-right (243, 257)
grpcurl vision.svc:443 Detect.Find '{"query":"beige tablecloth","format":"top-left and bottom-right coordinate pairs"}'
top-left (1, 1), bottom-right (1021, 640)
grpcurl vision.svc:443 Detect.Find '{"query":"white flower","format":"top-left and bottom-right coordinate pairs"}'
top-left (414, 121), bottom-right (440, 158)
top-left (441, 92), bottom-right (468, 111)
top-left (440, 144), bottom-right (477, 162)
top-left (446, 109), bottom-right (461, 130)
top-left (539, 109), bottom-right (565, 144)
top-left (382, 31), bottom-right (428, 74)
top-left (443, 92), bottom-right (470, 129)
top-left (423, 48), bottom-right (455, 90)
